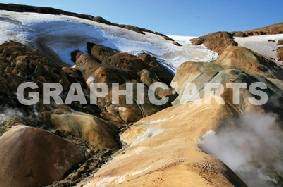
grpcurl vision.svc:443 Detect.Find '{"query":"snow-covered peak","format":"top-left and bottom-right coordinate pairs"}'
top-left (0, 10), bottom-right (218, 71)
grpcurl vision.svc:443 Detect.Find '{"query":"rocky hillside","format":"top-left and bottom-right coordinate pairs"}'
top-left (232, 23), bottom-right (283, 37)
top-left (190, 32), bottom-right (237, 54)
top-left (190, 23), bottom-right (283, 66)
top-left (0, 3), bottom-right (283, 187)
top-left (79, 44), bottom-right (283, 187)
top-left (0, 40), bottom-right (174, 186)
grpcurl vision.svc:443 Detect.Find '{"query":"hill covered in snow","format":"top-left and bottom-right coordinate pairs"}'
top-left (0, 4), bottom-right (218, 72)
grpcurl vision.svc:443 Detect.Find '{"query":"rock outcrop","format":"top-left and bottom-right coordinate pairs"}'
top-left (73, 43), bottom-right (175, 127)
top-left (0, 42), bottom-right (100, 118)
top-left (0, 126), bottom-right (84, 187)
top-left (51, 113), bottom-right (119, 149)
top-left (190, 32), bottom-right (237, 54)
top-left (79, 45), bottom-right (283, 187)
top-left (214, 46), bottom-right (283, 79)
top-left (232, 23), bottom-right (283, 37)
top-left (171, 46), bottom-right (283, 117)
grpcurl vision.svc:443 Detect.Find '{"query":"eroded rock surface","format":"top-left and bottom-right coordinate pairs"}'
top-left (51, 113), bottom-right (119, 149)
top-left (79, 100), bottom-right (247, 187)
top-left (190, 32), bottom-right (237, 54)
top-left (0, 126), bottom-right (84, 187)
top-left (73, 43), bottom-right (175, 127)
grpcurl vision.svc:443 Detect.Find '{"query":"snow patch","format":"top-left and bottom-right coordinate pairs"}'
top-left (234, 34), bottom-right (283, 61)
top-left (0, 10), bottom-right (218, 71)
top-left (86, 76), bottom-right (96, 86)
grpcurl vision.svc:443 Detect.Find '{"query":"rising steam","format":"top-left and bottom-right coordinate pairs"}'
top-left (200, 112), bottom-right (283, 187)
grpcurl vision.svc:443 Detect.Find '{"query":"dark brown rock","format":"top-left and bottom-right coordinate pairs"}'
top-left (102, 52), bottom-right (146, 79)
top-left (0, 42), bottom-right (101, 130)
top-left (73, 50), bottom-right (173, 126)
top-left (137, 53), bottom-right (174, 85)
top-left (0, 126), bottom-right (84, 187)
top-left (51, 113), bottom-right (119, 149)
top-left (232, 23), bottom-right (283, 37)
top-left (190, 32), bottom-right (237, 54)
top-left (87, 43), bottom-right (115, 62)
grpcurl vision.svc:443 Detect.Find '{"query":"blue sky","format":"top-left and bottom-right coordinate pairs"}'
top-left (1, 0), bottom-right (283, 36)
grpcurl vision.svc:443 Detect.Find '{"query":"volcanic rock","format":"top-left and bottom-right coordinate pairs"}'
top-left (101, 52), bottom-right (147, 79)
top-left (74, 44), bottom-right (175, 126)
top-left (190, 32), bottom-right (237, 54)
top-left (51, 113), bottom-right (119, 149)
top-left (0, 126), bottom-right (84, 187)
top-left (214, 46), bottom-right (283, 79)
top-left (87, 43), bottom-right (115, 62)
top-left (137, 53), bottom-right (173, 85)
top-left (171, 46), bottom-right (283, 119)
top-left (231, 23), bottom-right (283, 37)
top-left (0, 42), bottom-right (100, 119)
top-left (79, 99), bottom-right (247, 187)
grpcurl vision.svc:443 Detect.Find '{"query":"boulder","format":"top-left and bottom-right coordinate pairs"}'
top-left (117, 107), bottom-right (142, 123)
top-left (102, 52), bottom-right (147, 79)
top-left (230, 31), bottom-right (248, 37)
top-left (0, 126), bottom-right (84, 187)
top-left (214, 46), bottom-right (283, 79)
top-left (75, 54), bottom-right (103, 79)
top-left (138, 69), bottom-right (158, 86)
top-left (87, 43), bottom-right (115, 62)
top-left (51, 113), bottom-right (119, 149)
top-left (137, 54), bottom-right (174, 85)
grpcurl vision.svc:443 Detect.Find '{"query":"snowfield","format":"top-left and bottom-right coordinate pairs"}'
top-left (0, 10), bottom-right (218, 71)
top-left (1, 10), bottom-right (281, 72)
top-left (234, 34), bottom-right (283, 62)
